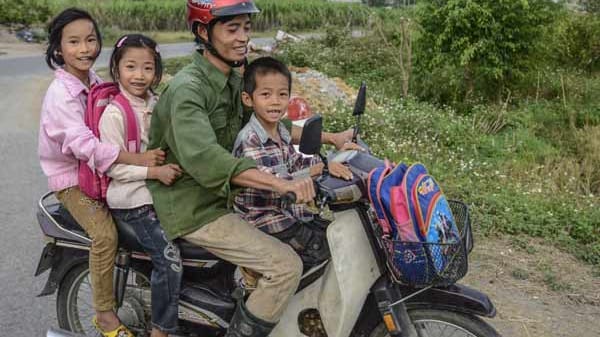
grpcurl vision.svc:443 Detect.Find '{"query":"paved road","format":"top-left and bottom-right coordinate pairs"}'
top-left (0, 39), bottom-right (271, 337)
top-left (0, 38), bottom-right (276, 77)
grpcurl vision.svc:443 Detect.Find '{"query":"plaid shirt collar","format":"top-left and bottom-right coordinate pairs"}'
top-left (247, 113), bottom-right (292, 145)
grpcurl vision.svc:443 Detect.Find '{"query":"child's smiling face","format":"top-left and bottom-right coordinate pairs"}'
top-left (242, 72), bottom-right (290, 130)
top-left (117, 47), bottom-right (156, 98)
top-left (60, 19), bottom-right (99, 81)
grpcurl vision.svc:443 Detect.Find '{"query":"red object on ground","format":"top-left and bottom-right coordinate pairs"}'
top-left (286, 96), bottom-right (314, 121)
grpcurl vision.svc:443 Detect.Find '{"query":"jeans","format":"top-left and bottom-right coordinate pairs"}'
top-left (112, 205), bottom-right (182, 333)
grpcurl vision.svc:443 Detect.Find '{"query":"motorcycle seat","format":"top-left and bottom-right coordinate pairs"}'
top-left (49, 204), bottom-right (219, 261)
top-left (115, 218), bottom-right (219, 260)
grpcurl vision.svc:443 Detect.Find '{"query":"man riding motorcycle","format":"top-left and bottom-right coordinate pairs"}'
top-left (147, 1), bottom-right (354, 336)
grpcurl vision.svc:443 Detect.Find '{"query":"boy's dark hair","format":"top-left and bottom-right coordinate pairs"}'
top-left (46, 8), bottom-right (102, 70)
top-left (109, 34), bottom-right (163, 89)
top-left (243, 56), bottom-right (292, 95)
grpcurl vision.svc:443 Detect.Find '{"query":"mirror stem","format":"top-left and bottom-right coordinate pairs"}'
top-left (319, 153), bottom-right (328, 175)
top-left (352, 115), bottom-right (361, 142)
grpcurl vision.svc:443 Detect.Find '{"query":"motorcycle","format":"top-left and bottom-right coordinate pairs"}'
top-left (36, 85), bottom-right (501, 337)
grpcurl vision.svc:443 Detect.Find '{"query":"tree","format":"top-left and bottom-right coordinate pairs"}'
top-left (417, 0), bottom-right (558, 102)
top-left (0, 0), bottom-right (51, 26)
top-left (583, 0), bottom-right (600, 13)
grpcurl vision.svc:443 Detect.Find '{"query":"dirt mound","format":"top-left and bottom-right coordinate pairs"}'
top-left (290, 66), bottom-right (357, 113)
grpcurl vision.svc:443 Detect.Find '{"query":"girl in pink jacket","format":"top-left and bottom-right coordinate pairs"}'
top-left (37, 8), bottom-right (162, 337)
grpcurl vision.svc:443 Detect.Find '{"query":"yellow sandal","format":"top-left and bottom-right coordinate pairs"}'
top-left (92, 316), bottom-right (135, 337)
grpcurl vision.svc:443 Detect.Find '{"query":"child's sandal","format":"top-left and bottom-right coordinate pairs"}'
top-left (92, 316), bottom-right (135, 337)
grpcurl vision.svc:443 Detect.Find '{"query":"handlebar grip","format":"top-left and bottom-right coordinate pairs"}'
top-left (281, 192), bottom-right (297, 205)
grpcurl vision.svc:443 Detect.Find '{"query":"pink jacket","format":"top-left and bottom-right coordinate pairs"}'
top-left (38, 68), bottom-right (119, 192)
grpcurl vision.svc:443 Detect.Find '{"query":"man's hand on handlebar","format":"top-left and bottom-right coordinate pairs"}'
top-left (275, 177), bottom-right (315, 204)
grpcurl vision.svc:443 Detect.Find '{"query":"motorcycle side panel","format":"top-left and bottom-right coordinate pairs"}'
top-left (270, 273), bottom-right (323, 336)
top-left (270, 209), bottom-right (381, 337)
top-left (319, 209), bottom-right (381, 337)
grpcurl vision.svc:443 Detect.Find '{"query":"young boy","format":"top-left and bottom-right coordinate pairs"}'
top-left (233, 57), bottom-right (354, 270)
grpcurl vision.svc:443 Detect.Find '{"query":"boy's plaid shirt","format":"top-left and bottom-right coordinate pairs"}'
top-left (233, 114), bottom-right (320, 234)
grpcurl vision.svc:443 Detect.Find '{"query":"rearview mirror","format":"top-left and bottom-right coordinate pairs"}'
top-left (299, 115), bottom-right (323, 155)
top-left (352, 81), bottom-right (367, 142)
top-left (352, 82), bottom-right (366, 116)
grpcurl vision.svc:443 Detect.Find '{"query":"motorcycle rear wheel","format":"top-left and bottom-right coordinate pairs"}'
top-left (368, 309), bottom-right (501, 337)
top-left (56, 263), bottom-right (151, 336)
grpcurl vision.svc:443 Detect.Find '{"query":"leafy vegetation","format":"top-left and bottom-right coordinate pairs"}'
top-left (416, 0), bottom-right (560, 103)
top-left (275, 3), bottom-right (600, 268)
top-left (0, 0), bottom-right (52, 26)
top-left (43, 0), bottom-right (374, 32)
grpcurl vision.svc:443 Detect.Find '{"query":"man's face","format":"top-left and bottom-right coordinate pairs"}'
top-left (206, 14), bottom-right (251, 63)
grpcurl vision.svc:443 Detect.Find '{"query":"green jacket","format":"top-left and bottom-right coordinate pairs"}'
top-left (148, 51), bottom-right (256, 240)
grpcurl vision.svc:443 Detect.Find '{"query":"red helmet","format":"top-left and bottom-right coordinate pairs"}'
top-left (187, 0), bottom-right (260, 28)
top-left (287, 96), bottom-right (314, 121)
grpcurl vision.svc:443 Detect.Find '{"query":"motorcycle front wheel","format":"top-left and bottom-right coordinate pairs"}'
top-left (368, 309), bottom-right (501, 337)
top-left (56, 263), bottom-right (152, 336)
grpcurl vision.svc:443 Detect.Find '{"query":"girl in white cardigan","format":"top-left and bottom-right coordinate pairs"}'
top-left (99, 34), bottom-right (182, 337)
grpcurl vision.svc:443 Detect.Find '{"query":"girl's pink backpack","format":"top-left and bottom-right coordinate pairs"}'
top-left (78, 82), bottom-right (140, 201)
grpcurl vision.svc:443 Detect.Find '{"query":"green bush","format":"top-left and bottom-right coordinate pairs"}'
top-left (415, 0), bottom-right (560, 105)
top-left (279, 27), bottom-right (407, 99)
top-left (0, 0), bottom-right (52, 26)
top-left (552, 12), bottom-right (600, 73)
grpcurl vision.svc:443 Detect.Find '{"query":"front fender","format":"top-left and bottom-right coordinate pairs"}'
top-left (402, 283), bottom-right (496, 318)
top-left (349, 281), bottom-right (496, 336)
top-left (36, 242), bottom-right (88, 297)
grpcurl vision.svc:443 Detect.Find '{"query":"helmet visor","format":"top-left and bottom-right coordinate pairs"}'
top-left (212, 2), bottom-right (260, 18)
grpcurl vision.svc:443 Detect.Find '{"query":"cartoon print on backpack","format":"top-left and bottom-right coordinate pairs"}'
top-left (368, 161), bottom-right (464, 285)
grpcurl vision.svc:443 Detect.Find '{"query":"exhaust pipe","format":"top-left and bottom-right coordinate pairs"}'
top-left (46, 327), bottom-right (86, 337)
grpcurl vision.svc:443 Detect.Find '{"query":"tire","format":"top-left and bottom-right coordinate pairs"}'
top-left (56, 263), bottom-right (151, 336)
top-left (56, 263), bottom-right (88, 333)
top-left (366, 309), bottom-right (501, 337)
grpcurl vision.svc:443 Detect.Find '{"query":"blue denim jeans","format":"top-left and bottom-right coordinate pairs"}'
top-left (112, 205), bottom-right (182, 333)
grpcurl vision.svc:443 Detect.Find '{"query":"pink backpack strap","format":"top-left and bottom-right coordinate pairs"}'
top-left (113, 93), bottom-right (140, 153)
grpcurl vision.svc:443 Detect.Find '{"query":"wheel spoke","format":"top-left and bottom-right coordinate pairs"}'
top-left (412, 319), bottom-right (478, 337)
top-left (63, 266), bottom-right (151, 336)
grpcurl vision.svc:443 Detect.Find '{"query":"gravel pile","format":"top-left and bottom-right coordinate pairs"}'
top-left (289, 66), bottom-right (359, 115)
